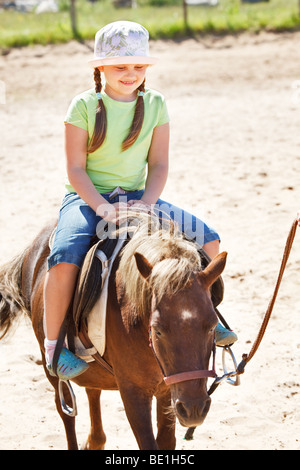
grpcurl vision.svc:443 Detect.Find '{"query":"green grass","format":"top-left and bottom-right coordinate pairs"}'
top-left (1, 0), bottom-right (300, 49)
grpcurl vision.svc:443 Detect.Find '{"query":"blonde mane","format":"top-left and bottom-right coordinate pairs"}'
top-left (116, 213), bottom-right (202, 316)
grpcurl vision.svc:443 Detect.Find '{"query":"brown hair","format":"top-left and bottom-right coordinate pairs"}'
top-left (87, 68), bottom-right (145, 154)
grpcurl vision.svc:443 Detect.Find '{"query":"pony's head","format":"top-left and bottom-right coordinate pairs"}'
top-left (117, 214), bottom-right (227, 427)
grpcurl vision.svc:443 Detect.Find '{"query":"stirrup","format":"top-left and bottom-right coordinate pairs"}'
top-left (58, 379), bottom-right (78, 417)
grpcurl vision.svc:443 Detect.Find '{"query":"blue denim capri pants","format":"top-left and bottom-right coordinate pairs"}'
top-left (47, 189), bottom-right (220, 271)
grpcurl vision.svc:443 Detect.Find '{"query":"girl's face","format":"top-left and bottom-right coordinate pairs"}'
top-left (99, 64), bottom-right (148, 102)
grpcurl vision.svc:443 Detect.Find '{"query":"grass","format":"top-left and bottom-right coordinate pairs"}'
top-left (0, 0), bottom-right (300, 49)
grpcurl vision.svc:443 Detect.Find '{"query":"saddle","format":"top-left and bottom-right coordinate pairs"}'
top-left (73, 236), bottom-right (125, 374)
top-left (52, 233), bottom-right (225, 377)
top-left (73, 236), bottom-right (119, 333)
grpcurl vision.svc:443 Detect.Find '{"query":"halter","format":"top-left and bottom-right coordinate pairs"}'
top-left (148, 320), bottom-right (217, 386)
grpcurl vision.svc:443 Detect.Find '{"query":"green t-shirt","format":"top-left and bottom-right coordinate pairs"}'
top-left (64, 87), bottom-right (169, 193)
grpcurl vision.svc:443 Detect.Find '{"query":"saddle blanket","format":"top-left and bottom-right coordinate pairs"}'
top-left (84, 237), bottom-right (125, 358)
top-left (45, 234), bottom-right (125, 363)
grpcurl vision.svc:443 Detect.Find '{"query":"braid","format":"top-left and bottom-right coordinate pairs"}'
top-left (138, 79), bottom-right (146, 94)
top-left (87, 68), bottom-right (107, 153)
top-left (122, 79), bottom-right (145, 152)
top-left (94, 67), bottom-right (102, 93)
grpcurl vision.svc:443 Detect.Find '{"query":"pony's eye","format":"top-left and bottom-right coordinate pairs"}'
top-left (155, 330), bottom-right (162, 337)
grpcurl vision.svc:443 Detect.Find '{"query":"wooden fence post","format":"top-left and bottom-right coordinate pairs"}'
top-left (70, 0), bottom-right (78, 38)
top-left (183, 0), bottom-right (188, 30)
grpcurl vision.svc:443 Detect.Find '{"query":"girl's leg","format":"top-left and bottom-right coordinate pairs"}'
top-left (44, 263), bottom-right (79, 341)
top-left (202, 239), bottom-right (220, 260)
top-left (44, 262), bottom-right (89, 379)
top-left (44, 194), bottom-right (102, 379)
top-left (43, 262), bottom-right (89, 380)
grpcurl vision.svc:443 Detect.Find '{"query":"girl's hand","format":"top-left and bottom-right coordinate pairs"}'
top-left (97, 201), bottom-right (128, 223)
top-left (112, 202), bottom-right (129, 225)
top-left (127, 199), bottom-right (152, 213)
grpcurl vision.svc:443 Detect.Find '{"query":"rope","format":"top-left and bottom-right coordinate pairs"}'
top-left (185, 217), bottom-right (299, 442)
top-left (237, 218), bottom-right (298, 374)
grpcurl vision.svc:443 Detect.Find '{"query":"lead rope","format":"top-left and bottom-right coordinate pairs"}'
top-left (236, 217), bottom-right (298, 374)
top-left (185, 216), bottom-right (299, 441)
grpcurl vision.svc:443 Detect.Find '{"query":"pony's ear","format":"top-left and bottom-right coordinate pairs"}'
top-left (134, 252), bottom-right (153, 280)
top-left (199, 252), bottom-right (227, 289)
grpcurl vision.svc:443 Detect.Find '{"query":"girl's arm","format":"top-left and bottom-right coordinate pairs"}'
top-left (140, 122), bottom-right (170, 205)
top-left (65, 123), bottom-right (119, 220)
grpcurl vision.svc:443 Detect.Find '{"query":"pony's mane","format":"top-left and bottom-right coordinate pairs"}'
top-left (116, 212), bottom-right (202, 317)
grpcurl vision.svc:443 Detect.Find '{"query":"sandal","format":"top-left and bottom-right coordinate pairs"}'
top-left (215, 322), bottom-right (238, 346)
top-left (47, 347), bottom-right (89, 380)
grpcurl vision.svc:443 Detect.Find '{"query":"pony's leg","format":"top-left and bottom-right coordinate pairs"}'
top-left (82, 388), bottom-right (106, 450)
top-left (119, 386), bottom-right (158, 449)
top-left (42, 357), bottom-right (78, 450)
top-left (156, 391), bottom-right (176, 450)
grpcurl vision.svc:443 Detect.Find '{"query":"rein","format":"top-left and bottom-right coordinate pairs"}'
top-left (207, 218), bottom-right (299, 395)
top-left (149, 217), bottom-right (299, 394)
top-left (184, 217), bottom-right (299, 441)
top-left (236, 217), bottom-right (298, 375)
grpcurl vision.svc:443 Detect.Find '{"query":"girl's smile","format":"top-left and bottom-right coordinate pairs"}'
top-left (99, 64), bottom-right (148, 102)
top-left (120, 81), bottom-right (136, 85)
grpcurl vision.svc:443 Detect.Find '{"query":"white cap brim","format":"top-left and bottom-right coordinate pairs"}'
top-left (88, 55), bottom-right (158, 68)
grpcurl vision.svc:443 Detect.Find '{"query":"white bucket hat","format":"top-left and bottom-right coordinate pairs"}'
top-left (88, 21), bottom-right (158, 68)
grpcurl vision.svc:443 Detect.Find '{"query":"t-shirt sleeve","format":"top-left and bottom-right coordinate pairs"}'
top-left (156, 96), bottom-right (170, 127)
top-left (64, 96), bottom-right (89, 131)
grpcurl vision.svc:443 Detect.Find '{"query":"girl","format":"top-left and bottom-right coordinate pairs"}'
top-left (44, 21), bottom-right (237, 381)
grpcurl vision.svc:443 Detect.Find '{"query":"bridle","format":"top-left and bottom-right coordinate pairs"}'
top-left (148, 319), bottom-right (243, 399)
top-left (148, 318), bottom-right (217, 387)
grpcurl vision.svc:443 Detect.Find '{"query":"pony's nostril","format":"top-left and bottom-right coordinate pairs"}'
top-left (175, 396), bottom-right (211, 426)
top-left (203, 397), bottom-right (211, 415)
top-left (175, 400), bottom-right (189, 419)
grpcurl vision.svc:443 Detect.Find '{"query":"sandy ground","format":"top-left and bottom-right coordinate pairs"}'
top-left (0, 31), bottom-right (300, 451)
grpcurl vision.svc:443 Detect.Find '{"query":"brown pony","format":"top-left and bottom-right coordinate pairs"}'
top-left (0, 214), bottom-right (227, 450)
